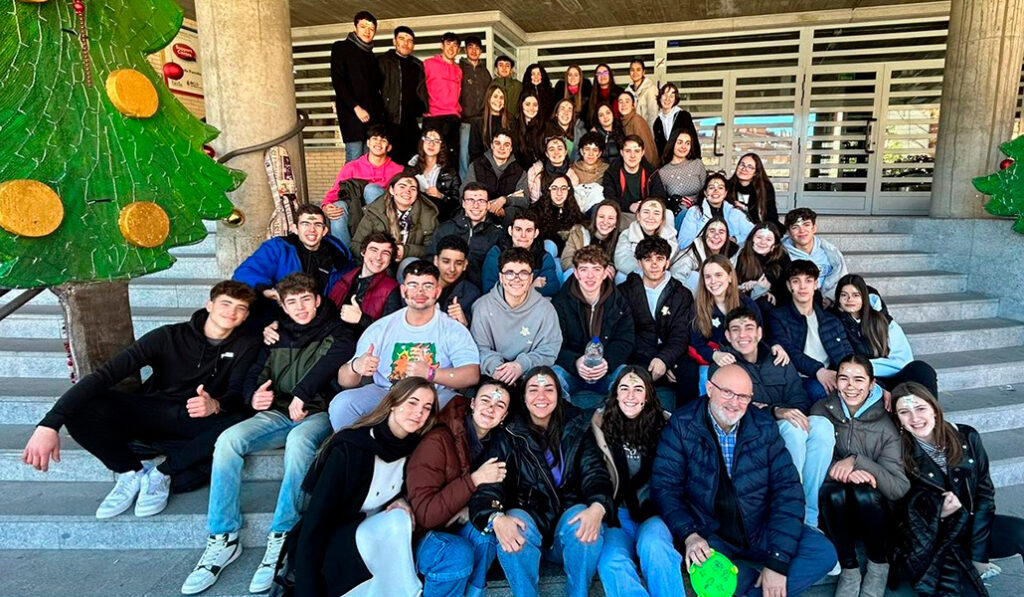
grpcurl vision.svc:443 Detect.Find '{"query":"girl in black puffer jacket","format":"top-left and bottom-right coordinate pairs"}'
top-left (469, 366), bottom-right (614, 597)
top-left (892, 382), bottom-right (1024, 597)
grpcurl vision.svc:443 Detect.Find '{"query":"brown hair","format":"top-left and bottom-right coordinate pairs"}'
top-left (209, 280), bottom-right (257, 305)
top-left (728, 152), bottom-right (774, 222)
top-left (736, 221), bottom-right (787, 285)
top-left (600, 366), bottom-right (665, 456)
top-left (573, 244), bottom-right (610, 268)
top-left (836, 274), bottom-right (890, 358)
top-left (694, 254), bottom-right (740, 338)
top-left (275, 272), bottom-right (318, 300)
top-left (892, 382), bottom-right (963, 474)
top-left (350, 376), bottom-right (439, 435)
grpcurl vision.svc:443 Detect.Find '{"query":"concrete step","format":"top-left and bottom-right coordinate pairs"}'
top-left (885, 292), bottom-right (1000, 324)
top-left (819, 232), bottom-right (915, 252)
top-left (0, 339), bottom-right (68, 378)
top-left (843, 250), bottom-right (937, 273)
top-left (0, 305), bottom-right (196, 339)
top-left (0, 378), bottom-right (72, 425)
top-left (813, 216), bottom-right (917, 234)
top-left (148, 254), bottom-right (219, 279)
top-left (169, 234), bottom-right (216, 256)
top-left (931, 346), bottom-right (1024, 391)
top-left (942, 384), bottom-right (1024, 433)
top-left (903, 317), bottom-right (1024, 355)
top-left (858, 270), bottom-right (966, 296)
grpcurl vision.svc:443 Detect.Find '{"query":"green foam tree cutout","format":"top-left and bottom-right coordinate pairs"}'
top-left (0, 0), bottom-right (244, 288)
top-left (973, 134), bottom-right (1024, 235)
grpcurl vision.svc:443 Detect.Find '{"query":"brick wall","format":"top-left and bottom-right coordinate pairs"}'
top-left (304, 147), bottom-right (346, 203)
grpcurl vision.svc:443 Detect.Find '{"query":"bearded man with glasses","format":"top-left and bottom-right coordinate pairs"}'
top-left (651, 364), bottom-right (838, 597)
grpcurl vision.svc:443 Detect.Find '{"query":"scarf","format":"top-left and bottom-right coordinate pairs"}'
top-left (347, 32), bottom-right (373, 53)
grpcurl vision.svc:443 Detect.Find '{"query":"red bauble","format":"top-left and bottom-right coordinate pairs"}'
top-left (1000, 158), bottom-right (1014, 170)
top-left (163, 62), bottom-right (184, 81)
top-left (202, 145), bottom-right (216, 159)
top-left (73, 1), bottom-right (85, 15)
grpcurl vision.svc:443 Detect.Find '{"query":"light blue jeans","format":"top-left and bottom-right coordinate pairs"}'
top-left (328, 204), bottom-right (351, 247)
top-left (777, 416), bottom-right (836, 527)
top-left (496, 505), bottom-right (605, 597)
top-left (207, 410), bottom-right (331, 534)
top-left (416, 523), bottom-right (497, 597)
top-left (329, 384), bottom-right (389, 431)
top-left (598, 509), bottom-right (684, 597)
top-left (459, 123), bottom-right (472, 179)
top-left (363, 183), bottom-right (385, 205)
top-left (552, 364), bottom-right (627, 409)
top-left (345, 140), bottom-right (367, 163)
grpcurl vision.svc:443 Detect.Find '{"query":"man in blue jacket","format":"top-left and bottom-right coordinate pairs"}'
top-left (233, 204), bottom-right (353, 327)
top-left (651, 365), bottom-right (837, 596)
top-left (714, 306), bottom-right (836, 528)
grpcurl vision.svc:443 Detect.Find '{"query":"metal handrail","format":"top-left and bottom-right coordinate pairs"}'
top-left (217, 109), bottom-right (311, 202)
top-left (0, 288), bottom-right (44, 323)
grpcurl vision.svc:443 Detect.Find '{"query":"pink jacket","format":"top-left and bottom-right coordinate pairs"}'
top-left (424, 55), bottom-right (462, 118)
top-left (322, 156), bottom-right (404, 204)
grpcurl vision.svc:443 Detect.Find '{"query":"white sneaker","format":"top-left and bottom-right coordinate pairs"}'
top-left (95, 469), bottom-right (143, 519)
top-left (135, 467), bottom-right (171, 517)
top-left (181, 532), bottom-right (242, 595)
top-left (249, 531), bottom-right (288, 593)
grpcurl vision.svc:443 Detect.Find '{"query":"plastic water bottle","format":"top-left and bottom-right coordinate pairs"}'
top-left (583, 336), bottom-right (604, 368)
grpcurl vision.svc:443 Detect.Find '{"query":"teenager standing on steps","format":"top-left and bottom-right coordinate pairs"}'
top-left (21, 281), bottom-right (260, 518)
top-left (331, 11), bottom-right (384, 163)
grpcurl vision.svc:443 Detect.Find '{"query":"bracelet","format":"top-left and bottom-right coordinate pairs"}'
top-left (427, 366), bottom-right (437, 382)
top-left (349, 360), bottom-right (360, 376)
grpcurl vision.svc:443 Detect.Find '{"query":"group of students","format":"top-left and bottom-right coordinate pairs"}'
top-left (16, 9), bottom-right (1024, 597)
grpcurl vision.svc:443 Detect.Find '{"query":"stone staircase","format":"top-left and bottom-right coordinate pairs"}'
top-left (1, 216), bottom-right (1023, 596)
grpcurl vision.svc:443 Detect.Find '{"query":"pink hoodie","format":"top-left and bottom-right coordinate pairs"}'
top-left (322, 155), bottom-right (404, 204)
top-left (424, 55), bottom-right (462, 117)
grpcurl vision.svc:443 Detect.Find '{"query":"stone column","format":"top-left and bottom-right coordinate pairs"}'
top-left (931, 0), bottom-right (1024, 218)
top-left (196, 0), bottom-right (300, 276)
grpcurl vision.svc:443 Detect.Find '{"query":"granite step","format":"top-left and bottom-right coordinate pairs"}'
top-left (843, 250), bottom-right (936, 273)
top-left (929, 346), bottom-right (1024, 392)
top-left (818, 232), bottom-right (916, 252)
top-left (884, 292), bottom-right (1000, 324)
top-left (0, 279), bottom-right (221, 308)
top-left (0, 305), bottom-right (196, 339)
top-left (902, 317), bottom-right (1024, 355)
top-left (813, 216), bottom-right (917, 234)
top-left (148, 254), bottom-right (219, 279)
top-left (857, 270), bottom-right (966, 296)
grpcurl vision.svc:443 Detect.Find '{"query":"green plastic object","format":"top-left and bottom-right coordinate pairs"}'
top-left (974, 134), bottom-right (1024, 235)
top-left (0, 0), bottom-right (244, 288)
top-left (688, 548), bottom-right (739, 597)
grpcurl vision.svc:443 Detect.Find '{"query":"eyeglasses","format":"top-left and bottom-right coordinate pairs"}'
top-left (297, 221), bottom-right (326, 231)
top-left (548, 185), bottom-right (570, 193)
top-left (463, 197), bottom-right (489, 205)
top-left (422, 136), bottom-right (442, 145)
top-left (404, 282), bottom-right (436, 292)
top-left (737, 163), bottom-right (756, 171)
top-left (500, 270), bottom-right (533, 281)
top-left (708, 380), bottom-right (754, 404)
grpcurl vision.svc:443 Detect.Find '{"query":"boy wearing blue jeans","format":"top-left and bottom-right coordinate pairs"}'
top-left (182, 273), bottom-right (356, 595)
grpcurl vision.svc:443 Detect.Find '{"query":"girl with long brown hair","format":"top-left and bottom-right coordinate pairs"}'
top-left (736, 221), bottom-right (791, 310)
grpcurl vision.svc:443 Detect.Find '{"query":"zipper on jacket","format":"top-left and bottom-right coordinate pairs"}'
top-left (507, 427), bottom-right (562, 513)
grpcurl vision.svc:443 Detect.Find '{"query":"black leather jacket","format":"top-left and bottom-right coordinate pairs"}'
top-left (469, 405), bottom-right (614, 545)
top-left (893, 423), bottom-right (994, 596)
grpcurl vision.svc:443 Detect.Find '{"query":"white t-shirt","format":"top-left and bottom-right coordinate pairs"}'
top-left (357, 307), bottom-right (480, 404)
top-left (803, 310), bottom-right (830, 370)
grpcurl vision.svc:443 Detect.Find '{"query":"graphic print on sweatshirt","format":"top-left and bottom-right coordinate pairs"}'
top-left (388, 342), bottom-right (437, 381)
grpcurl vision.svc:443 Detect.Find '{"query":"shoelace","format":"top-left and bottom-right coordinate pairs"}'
top-left (196, 535), bottom-right (229, 570)
top-left (260, 534), bottom-right (287, 567)
top-left (142, 471), bottom-right (167, 496)
top-left (109, 472), bottom-right (139, 499)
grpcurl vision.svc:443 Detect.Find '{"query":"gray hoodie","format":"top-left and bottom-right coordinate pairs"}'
top-left (470, 284), bottom-right (563, 376)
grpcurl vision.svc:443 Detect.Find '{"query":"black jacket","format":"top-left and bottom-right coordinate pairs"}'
top-left (652, 109), bottom-right (700, 159)
top-left (292, 421), bottom-right (422, 597)
top-left (766, 301), bottom-right (853, 377)
top-left (710, 343), bottom-right (811, 414)
top-left (553, 278), bottom-right (635, 373)
top-left (469, 406), bottom-right (614, 544)
top-left (241, 302), bottom-right (355, 415)
top-left (428, 213), bottom-right (504, 278)
top-left (421, 165), bottom-right (462, 222)
top-left (330, 36), bottom-right (384, 140)
top-left (601, 159), bottom-right (666, 213)
top-left (893, 424), bottom-right (994, 596)
top-left (39, 310), bottom-right (261, 430)
top-left (378, 49), bottom-right (427, 124)
top-left (617, 273), bottom-right (693, 370)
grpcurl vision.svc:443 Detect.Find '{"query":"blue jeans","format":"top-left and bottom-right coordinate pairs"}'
top-left (777, 417), bottom-right (836, 527)
top-left (416, 523), bottom-right (496, 597)
top-left (363, 183), bottom-right (386, 205)
top-left (706, 525), bottom-right (837, 597)
top-left (802, 376), bottom-right (829, 403)
top-left (328, 204), bottom-right (351, 247)
top-left (598, 509), bottom-right (684, 597)
top-left (552, 364), bottom-right (626, 408)
top-left (207, 410), bottom-right (331, 534)
top-left (345, 140), bottom-right (367, 162)
top-left (497, 505), bottom-right (605, 597)
top-left (458, 123), bottom-right (472, 179)
top-left (544, 240), bottom-right (564, 282)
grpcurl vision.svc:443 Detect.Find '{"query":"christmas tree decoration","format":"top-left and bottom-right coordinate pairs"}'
top-left (0, 0), bottom-right (245, 288)
top-left (118, 202), bottom-right (170, 248)
top-left (223, 208), bottom-right (246, 228)
top-left (0, 179), bottom-right (65, 237)
top-left (973, 135), bottom-right (1024, 234)
top-left (162, 62), bottom-right (184, 81)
